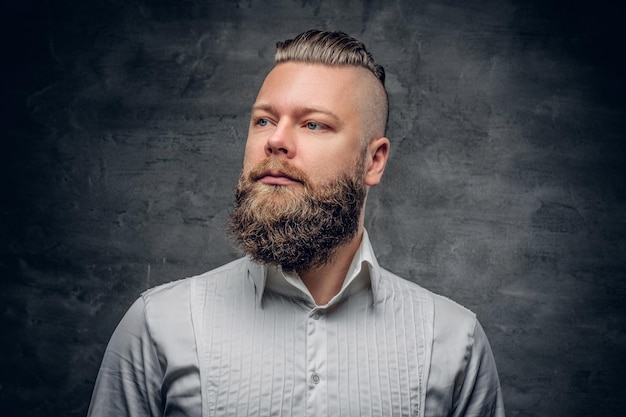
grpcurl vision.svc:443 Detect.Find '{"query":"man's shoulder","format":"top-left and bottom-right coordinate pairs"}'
top-left (111, 258), bottom-right (250, 346)
top-left (379, 267), bottom-right (476, 324)
top-left (141, 257), bottom-right (249, 303)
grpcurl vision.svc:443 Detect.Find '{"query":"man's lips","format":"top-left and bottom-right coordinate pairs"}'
top-left (256, 170), bottom-right (303, 186)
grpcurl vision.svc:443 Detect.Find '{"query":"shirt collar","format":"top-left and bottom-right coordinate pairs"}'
top-left (248, 229), bottom-right (382, 308)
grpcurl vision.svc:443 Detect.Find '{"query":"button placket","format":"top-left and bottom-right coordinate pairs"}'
top-left (306, 307), bottom-right (327, 416)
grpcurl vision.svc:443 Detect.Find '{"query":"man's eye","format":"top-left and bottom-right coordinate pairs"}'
top-left (257, 118), bottom-right (269, 127)
top-left (306, 121), bottom-right (321, 130)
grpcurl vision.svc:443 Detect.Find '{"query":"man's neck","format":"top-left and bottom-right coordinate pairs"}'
top-left (299, 229), bottom-right (364, 306)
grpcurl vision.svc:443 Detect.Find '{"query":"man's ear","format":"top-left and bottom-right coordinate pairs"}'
top-left (365, 137), bottom-right (390, 186)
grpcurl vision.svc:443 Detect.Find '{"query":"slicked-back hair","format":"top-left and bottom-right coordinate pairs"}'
top-left (275, 30), bottom-right (385, 86)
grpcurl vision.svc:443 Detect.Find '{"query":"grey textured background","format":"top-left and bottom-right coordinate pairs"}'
top-left (1, 0), bottom-right (625, 416)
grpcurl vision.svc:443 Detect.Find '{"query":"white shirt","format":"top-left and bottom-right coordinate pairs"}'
top-left (88, 231), bottom-right (504, 417)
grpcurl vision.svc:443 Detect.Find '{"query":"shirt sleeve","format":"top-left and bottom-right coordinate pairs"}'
top-left (451, 320), bottom-right (505, 417)
top-left (427, 295), bottom-right (505, 417)
top-left (87, 297), bottom-right (164, 417)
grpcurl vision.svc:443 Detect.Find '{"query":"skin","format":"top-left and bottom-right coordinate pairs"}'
top-left (243, 61), bottom-right (390, 305)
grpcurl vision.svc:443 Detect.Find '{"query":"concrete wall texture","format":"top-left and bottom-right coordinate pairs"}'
top-left (1, 0), bottom-right (625, 416)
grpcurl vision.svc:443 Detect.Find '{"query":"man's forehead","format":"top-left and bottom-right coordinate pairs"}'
top-left (253, 62), bottom-right (379, 107)
top-left (260, 61), bottom-right (375, 87)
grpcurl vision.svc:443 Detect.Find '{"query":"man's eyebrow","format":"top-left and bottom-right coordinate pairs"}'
top-left (251, 103), bottom-right (342, 124)
top-left (251, 103), bottom-right (274, 112)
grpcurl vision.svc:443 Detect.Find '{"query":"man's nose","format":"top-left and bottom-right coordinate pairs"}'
top-left (265, 123), bottom-right (295, 157)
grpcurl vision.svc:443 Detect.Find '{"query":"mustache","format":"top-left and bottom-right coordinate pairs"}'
top-left (246, 158), bottom-right (310, 185)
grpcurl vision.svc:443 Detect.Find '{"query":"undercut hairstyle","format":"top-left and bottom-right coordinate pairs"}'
top-left (275, 30), bottom-right (389, 138)
top-left (275, 30), bottom-right (385, 85)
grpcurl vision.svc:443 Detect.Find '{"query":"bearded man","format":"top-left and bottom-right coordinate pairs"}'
top-left (88, 30), bottom-right (505, 417)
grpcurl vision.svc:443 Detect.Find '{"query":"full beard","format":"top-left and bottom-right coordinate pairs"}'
top-left (227, 156), bottom-right (367, 274)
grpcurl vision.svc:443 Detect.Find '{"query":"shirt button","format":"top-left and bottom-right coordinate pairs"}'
top-left (311, 373), bottom-right (321, 384)
top-left (311, 312), bottom-right (321, 320)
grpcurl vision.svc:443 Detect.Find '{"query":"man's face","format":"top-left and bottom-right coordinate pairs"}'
top-left (242, 61), bottom-right (374, 190)
top-left (227, 62), bottom-right (380, 272)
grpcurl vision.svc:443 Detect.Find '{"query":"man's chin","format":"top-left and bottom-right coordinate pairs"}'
top-left (233, 177), bottom-right (308, 218)
top-left (249, 182), bottom-right (306, 202)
